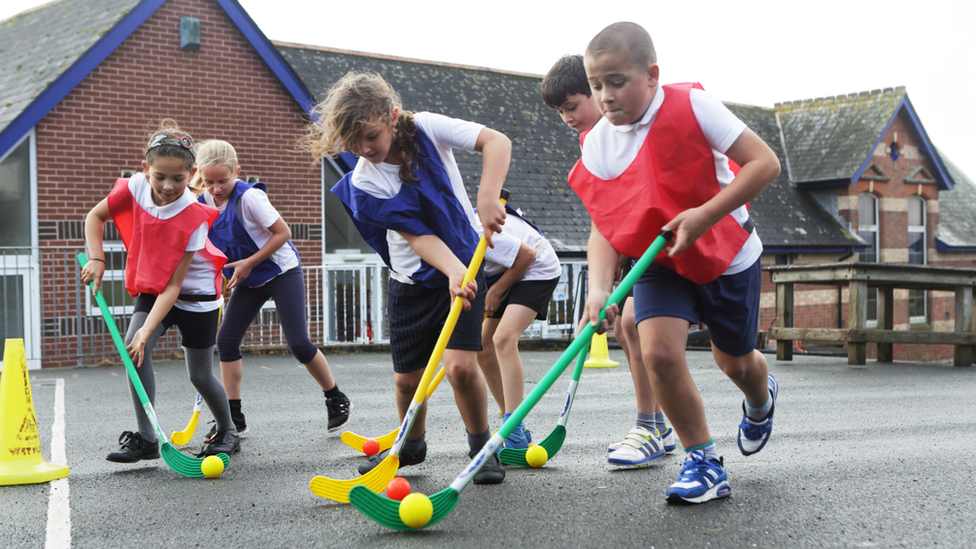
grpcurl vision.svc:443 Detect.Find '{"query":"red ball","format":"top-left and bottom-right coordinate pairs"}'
top-left (362, 438), bottom-right (380, 456)
top-left (386, 477), bottom-right (411, 501)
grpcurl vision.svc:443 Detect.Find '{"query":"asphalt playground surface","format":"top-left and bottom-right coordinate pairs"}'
top-left (3, 346), bottom-right (975, 548)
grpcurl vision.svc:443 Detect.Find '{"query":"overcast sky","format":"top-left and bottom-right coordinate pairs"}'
top-left (4, 0), bottom-right (975, 180)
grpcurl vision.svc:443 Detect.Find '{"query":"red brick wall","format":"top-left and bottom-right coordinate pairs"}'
top-left (35, 0), bottom-right (319, 367)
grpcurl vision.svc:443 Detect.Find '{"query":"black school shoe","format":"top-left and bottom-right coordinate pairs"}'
top-left (204, 415), bottom-right (249, 443)
top-left (200, 429), bottom-right (241, 456)
top-left (106, 431), bottom-right (160, 463)
top-left (326, 392), bottom-right (352, 433)
top-left (471, 448), bottom-right (506, 485)
top-left (357, 442), bottom-right (427, 475)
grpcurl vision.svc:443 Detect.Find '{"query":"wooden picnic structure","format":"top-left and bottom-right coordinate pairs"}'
top-left (767, 263), bottom-right (976, 367)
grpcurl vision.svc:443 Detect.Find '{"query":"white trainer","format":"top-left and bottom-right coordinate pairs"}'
top-left (608, 426), bottom-right (665, 467)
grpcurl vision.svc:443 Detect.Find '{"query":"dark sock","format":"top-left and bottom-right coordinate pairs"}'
top-left (467, 429), bottom-right (491, 453)
top-left (403, 433), bottom-right (426, 455)
top-left (636, 412), bottom-right (656, 432)
top-left (229, 399), bottom-right (242, 413)
top-left (323, 385), bottom-right (342, 399)
top-left (653, 412), bottom-right (667, 435)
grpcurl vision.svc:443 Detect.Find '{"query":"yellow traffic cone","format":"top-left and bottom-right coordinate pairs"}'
top-left (584, 332), bottom-right (619, 368)
top-left (0, 339), bottom-right (69, 485)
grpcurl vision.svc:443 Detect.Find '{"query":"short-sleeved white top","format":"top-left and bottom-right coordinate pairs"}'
top-left (580, 86), bottom-right (762, 275)
top-left (484, 214), bottom-right (562, 282)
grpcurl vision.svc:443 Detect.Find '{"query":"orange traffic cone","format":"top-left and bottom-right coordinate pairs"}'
top-left (584, 332), bottom-right (619, 368)
top-left (0, 339), bottom-right (69, 485)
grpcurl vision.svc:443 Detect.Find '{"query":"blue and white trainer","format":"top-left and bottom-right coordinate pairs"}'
top-left (501, 420), bottom-right (531, 451)
top-left (665, 451), bottom-right (731, 504)
top-left (498, 415), bottom-right (532, 453)
top-left (607, 426), bottom-right (665, 467)
top-left (737, 373), bottom-right (779, 456)
top-left (659, 426), bottom-right (677, 454)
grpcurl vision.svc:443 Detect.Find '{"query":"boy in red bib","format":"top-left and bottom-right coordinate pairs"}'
top-left (544, 53), bottom-right (676, 467)
top-left (569, 22), bottom-right (782, 503)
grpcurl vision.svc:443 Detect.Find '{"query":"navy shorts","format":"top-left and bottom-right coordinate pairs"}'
top-left (388, 270), bottom-right (486, 374)
top-left (632, 259), bottom-right (761, 357)
top-left (488, 276), bottom-right (558, 321)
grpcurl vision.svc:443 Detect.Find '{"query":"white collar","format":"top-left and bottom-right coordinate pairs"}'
top-left (610, 86), bottom-right (664, 133)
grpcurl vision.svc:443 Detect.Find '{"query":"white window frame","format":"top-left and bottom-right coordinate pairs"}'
top-left (0, 129), bottom-right (41, 370)
top-left (857, 193), bottom-right (879, 327)
top-left (85, 242), bottom-right (134, 317)
top-left (907, 196), bottom-right (927, 324)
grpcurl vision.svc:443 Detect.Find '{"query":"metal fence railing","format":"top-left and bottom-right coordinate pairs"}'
top-left (1, 246), bottom-right (586, 369)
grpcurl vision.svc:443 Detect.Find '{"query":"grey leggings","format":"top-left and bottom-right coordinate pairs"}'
top-left (123, 309), bottom-right (234, 439)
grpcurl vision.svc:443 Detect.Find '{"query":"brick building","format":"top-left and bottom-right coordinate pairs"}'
top-left (748, 90), bottom-right (976, 361)
top-left (0, 0), bottom-right (322, 367)
top-left (1, 0), bottom-right (973, 369)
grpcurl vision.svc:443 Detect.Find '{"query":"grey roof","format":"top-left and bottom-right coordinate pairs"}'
top-left (0, 0), bottom-right (140, 136)
top-left (936, 151), bottom-right (976, 248)
top-left (727, 103), bottom-right (865, 250)
top-left (1, 2), bottom-right (961, 254)
top-left (276, 44), bottom-right (591, 253)
top-left (776, 88), bottom-right (905, 184)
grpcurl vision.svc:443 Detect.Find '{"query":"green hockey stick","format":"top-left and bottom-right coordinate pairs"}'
top-left (498, 339), bottom-right (590, 466)
top-left (348, 230), bottom-right (672, 530)
top-left (78, 254), bottom-right (229, 477)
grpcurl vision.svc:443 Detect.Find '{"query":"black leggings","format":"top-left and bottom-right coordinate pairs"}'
top-left (216, 268), bottom-right (319, 364)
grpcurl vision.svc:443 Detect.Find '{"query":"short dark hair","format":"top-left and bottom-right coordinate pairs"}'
top-left (541, 54), bottom-right (590, 109)
top-left (586, 22), bottom-right (656, 71)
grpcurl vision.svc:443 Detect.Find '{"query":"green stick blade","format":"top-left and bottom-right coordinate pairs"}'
top-left (160, 445), bottom-right (229, 477)
top-left (499, 346), bottom-right (585, 466)
top-left (348, 485), bottom-right (459, 531)
top-left (499, 425), bottom-right (567, 466)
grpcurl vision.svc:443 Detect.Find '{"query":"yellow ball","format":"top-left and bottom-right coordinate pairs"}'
top-left (525, 444), bottom-right (548, 468)
top-left (398, 492), bottom-right (433, 528)
top-left (201, 455), bottom-right (224, 478)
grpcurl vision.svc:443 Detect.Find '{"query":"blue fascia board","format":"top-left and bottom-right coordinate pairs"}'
top-left (0, 0), bottom-right (167, 158)
top-left (0, 0), bottom-right (320, 160)
top-left (899, 95), bottom-right (954, 190)
top-left (851, 96), bottom-right (954, 191)
top-left (851, 99), bottom-right (900, 186)
top-left (934, 238), bottom-right (976, 253)
top-left (214, 0), bottom-right (315, 115)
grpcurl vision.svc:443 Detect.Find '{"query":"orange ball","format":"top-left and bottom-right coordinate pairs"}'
top-left (386, 477), bottom-right (411, 501)
top-left (362, 438), bottom-right (380, 456)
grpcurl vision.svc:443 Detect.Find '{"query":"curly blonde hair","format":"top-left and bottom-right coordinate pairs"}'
top-left (190, 140), bottom-right (239, 194)
top-left (301, 71), bottom-right (419, 182)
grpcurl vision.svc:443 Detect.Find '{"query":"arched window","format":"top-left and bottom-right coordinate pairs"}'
top-left (908, 196), bottom-right (926, 321)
